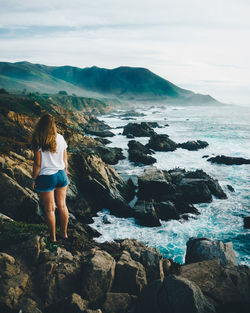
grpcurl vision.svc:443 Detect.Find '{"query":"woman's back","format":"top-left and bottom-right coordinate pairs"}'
top-left (39, 133), bottom-right (68, 175)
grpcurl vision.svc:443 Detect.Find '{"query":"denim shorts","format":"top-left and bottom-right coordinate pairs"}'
top-left (35, 169), bottom-right (69, 192)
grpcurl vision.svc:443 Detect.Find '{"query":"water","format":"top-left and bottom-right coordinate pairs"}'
top-left (89, 103), bottom-right (250, 265)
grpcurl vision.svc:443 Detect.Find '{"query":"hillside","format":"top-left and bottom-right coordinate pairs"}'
top-left (0, 61), bottom-right (220, 104)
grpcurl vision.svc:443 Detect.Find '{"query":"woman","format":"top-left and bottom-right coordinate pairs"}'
top-left (31, 114), bottom-right (69, 243)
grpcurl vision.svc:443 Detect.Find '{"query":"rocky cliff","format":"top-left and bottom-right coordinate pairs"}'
top-left (0, 92), bottom-right (248, 313)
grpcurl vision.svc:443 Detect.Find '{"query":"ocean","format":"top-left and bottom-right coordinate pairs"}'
top-left (90, 103), bottom-right (250, 265)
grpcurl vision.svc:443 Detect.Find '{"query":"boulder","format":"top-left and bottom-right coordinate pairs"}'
top-left (38, 247), bottom-right (81, 306)
top-left (140, 249), bottom-right (164, 282)
top-left (81, 250), bottom-right (116, 303)
top-left (185, 237), bottom-right (237, 266)
top-left (147, 134), bottom-right (177, 151)
top-left (133, 200), bottom-right (161, 227)
top-left (207, 155), bottom-right (250, 165)
top-left (135, 275), bottom-right (215, 313)
top-left (244, 216), bottom-right (250, 229)
top-left (128, 140), bottom-right (156, 165)
top-left (113, 251), bottom-right (147, 295)
top-left (180, 259), bottom-right (250, 313)
top-left (123, 122), bottom-right (156, 137)
top-left (178, 140), bottom-right (209, 151)
top-left (96, 146), bottom-right (125, 165)
top-left (46, 293), bottom-right (89, 313)
top-left (138, 167), bottom-right (227, 203)
top-left (0, 253), bottom-right (29, 309)
top-left (102, 292), bottom-right (135, 313)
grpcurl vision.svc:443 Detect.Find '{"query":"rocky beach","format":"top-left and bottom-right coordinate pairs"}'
top-left (0, 88), bottom-right (249, 313)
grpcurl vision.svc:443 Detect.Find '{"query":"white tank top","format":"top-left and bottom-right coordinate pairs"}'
top-left (39, 133), bottom-right (68, 176)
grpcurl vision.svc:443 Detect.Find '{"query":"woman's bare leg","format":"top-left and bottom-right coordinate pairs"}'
top-left (55, 186), bottom-right (69, 238)
top-left (40, 191), bottom-right (56, 242)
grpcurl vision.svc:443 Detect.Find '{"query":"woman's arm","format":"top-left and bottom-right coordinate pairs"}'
top-left (63, 149), bottom-right (68, 174)
top-left (31, 150), bottom-right (41, 189)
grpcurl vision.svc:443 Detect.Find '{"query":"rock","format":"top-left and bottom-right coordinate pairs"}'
top-left (178, 140), bottom-right (209, 151)
top-left (94, 137), bottom-right (112, 145)
top-left (136, 275), bottom-right (215, 313)
top-left (96, 146), bottom-right (125, 165)
top-left (37, 248), bottom-right (81, 305)
top-left (185, 237), bottom-right (237, 266)
top-left (123, 122), bottom-right (156, 137)
top-left (133, 200), bottom-right (161, 227)
top-left (243, 216), bottom-right (250, 229)
top-left (126, 133), bottom-right (134, 138)
top-left (71, 152), bottom-right (132, 218)
top-left (154, 201), bottom-right (180, 220)
top-left (207, 155), bottom-right (250, 165)
top-left (18, 235), bottom-right (43, 264)
top-left (227, 184), bottom-right (235, 192)
top-left (20, 298), bottom-right (42, 313)
top-left (140, 249), bottom-right (164, 282)
top-left (138, 167), bottom-right (226, 203)
top-left (0, 253), bottom-right (29, 309)
top-left (87, 130), bottom-right (115, 137)
top-left (46, 293), bottom-right (89, 313)
top-left (147, 134), bottom-right (177, 151)
top-left (0, 213), bottom-right (14, 221)
top-left (0, 171), bottom-right (42, 222)
top-left (113, 251), bottom-right (147, 295)
top-left (102, 215), bottom-right (111, 224)
top-left (102, 292), bottom-right (135, 313)
top-left (81, 250), bottom-right (116, 303)
top-left (128, 140), bottom-right (156, 165)
top-left (180, 259), bottom-right (250, 313)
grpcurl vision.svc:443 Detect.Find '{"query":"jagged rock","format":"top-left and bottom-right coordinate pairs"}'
top-left (113, 251), bottom-right (147, 295)
top-left (178, 140), bottom-right (209, 151)
top-left (136, 275), bottom-right (215, 313)
top-left (0, 171), bottom-right (42, 222)
top-left (180, 259), bottom-right (250, 313)
top-left (20, 298), bottom-right (42, 313)
top-left (118, 110), bottom-right (146, 118)
top-left (126, 133), bottom-right (134, 138)
top-left (207, 155), bottom-right (250, 165)
top-left (0, 253), bottom-right (29, 309)
top-left (18, 235), bottom-right (44, 264)
top-left (81, 250), bottom-right (116, 303)
top-left (133, 200), bottom-right (161, 227)
top-left (38, 247), bottom-right (81, 305)
top-left (96, 146), bottom-right (125, 165)
top-left (138, 167), bottom-right (227, 203)
top-left (244, 216), bottom-right (250, 229)
top-left (84, 116), bottom-right (113, 137)
top-left (147, 134), bottom-right (177, 151)
top-left (46, 293), bottom-right (89, 313)
top-left (102, 292), bottom-right (135, 313)
top-left (123, 122), bottom-right (156, 137)
top-left (185, 237), bottom-right (237, 266)
top-left (128, 140), bottom-right (156, 165)
top-left (70, 153), bottom-right (132, 218)
top-left (140, 249), bottom-right (164, 282)
top-left (154, 201), bottom-right (180, 220)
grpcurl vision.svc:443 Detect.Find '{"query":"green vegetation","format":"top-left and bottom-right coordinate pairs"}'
top-left (0, 219), bottom-right (47, 248)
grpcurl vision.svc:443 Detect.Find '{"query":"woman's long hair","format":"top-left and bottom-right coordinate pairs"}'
top-left (31, 114), bottom-right (57, 152)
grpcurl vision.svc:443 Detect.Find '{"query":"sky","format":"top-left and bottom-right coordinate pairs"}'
top-left (0, 0), bottom-right (250, 105)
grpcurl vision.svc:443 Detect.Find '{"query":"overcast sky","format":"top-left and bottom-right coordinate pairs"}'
top-left (0, 0), bottom-right (250, 104)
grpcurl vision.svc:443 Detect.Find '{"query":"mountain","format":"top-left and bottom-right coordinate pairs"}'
top-left (0, 61), bottom-right (220, 104)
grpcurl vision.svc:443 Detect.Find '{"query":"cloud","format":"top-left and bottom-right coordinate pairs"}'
top-left (0, 0), bottom-right (250, 104)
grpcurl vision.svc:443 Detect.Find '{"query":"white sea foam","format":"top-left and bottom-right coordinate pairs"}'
top-left (90, 104), bottom-right (250, 265)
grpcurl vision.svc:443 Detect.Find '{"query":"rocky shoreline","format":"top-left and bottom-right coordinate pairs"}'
top-left (0, 92), bottom-right (249, 313)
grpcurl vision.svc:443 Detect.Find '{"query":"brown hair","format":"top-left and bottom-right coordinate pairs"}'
top-left (31, 114), bottom-right (57, 152)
